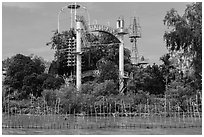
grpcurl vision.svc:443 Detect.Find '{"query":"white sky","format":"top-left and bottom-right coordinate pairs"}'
top-left (2, 1), bottom-right (190, 64)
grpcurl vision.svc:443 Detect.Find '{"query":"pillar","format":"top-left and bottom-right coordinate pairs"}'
top-left (117, 17), bottom-right (127, 93)
top-left (76, 20), bottom-right (82, 91)
top-left (119, 35), bottom-right (124, 93)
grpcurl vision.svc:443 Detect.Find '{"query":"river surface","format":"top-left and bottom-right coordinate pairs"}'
top-left (2, 114), bottom-right (202, 135)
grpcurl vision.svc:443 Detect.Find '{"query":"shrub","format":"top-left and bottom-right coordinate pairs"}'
top-left (43, 75), bottom-right (64, 90)
top-left (81, 81), bottom-right (95, 94)
top-left (93, 80), bottom-right (118, 96)
top-left (133, 90), bottom-right (148, 105)
top-left (166, 80), bottom-right (196, 112)
top-left (57, 85), bottom-right (81, 114)
top-left (41, 89), bottom-right (58, 107)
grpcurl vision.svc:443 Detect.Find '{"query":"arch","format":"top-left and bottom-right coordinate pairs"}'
top-left (88, 24), bottom-right (121, 43)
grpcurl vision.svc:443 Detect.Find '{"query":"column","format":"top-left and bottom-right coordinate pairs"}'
top-left (119, 35), bottom-right (124, 93)
top-left (76, 20), bottom-right (82, 91)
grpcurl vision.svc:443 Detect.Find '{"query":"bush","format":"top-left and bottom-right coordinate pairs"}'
top-left (81, 81), bottom-right (95, 94)
top-left (93, 80), bottom-right (118, 96)
top-left (43, 75), bottom-right (64, 90)
top-left (166, 80), bottom-right (196, 112)
top-left (56, 85), bottom-right (81, 114)
top-left (133, 90), bottom-right (148, 105)
top-left (41, 89), bottom-right (58, 107)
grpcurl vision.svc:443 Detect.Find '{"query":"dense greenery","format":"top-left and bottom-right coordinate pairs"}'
top-left (163, 2), bottom-right (202, 90)
top-left (3, 54), bottom-right (65, 100)
top-left (127, 64), bottom-right (165, 95)
top-left (46, 29), bottom-right (131, 77)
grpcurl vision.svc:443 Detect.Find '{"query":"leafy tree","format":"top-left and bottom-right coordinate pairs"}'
top-left (56, 86), bottom-right (83, 113)
top-left (93, 80), bottom-right (118, 96)
top-left (2, 57), bottom-right (12, 70)
top-left (81, 81), bottom-right (96, 94)
top-left (163, 2), bottom-right (202, 90)
top-left (47, 29), bottom-right (76, 76)
top-left (42, 89), bottom-right (58, 107)
top-left (160, 53), bottom-right (175, 87)
top-left (3, 54), bottom-right (64, 100)
top-left (4, 54), bottom-right (45, 91)
top-left (145, 64), bottom-right (165, 95)
top-left (166, 78), bottom-right (196, 112)
top-left (96, 58), bottom-right (119, 83)
top-left (127, 64), bottom-right (165, 95)
top-left (21, 73), bottom-right (41, 98)
top-left (42, 75), bottom-right (64, 90)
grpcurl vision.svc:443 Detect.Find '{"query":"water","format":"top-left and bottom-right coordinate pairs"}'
top-left (2, 114), bottom-right (202, 129)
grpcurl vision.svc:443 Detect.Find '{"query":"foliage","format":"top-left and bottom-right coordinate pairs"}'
top-left (145, 64), bottom-right (165, 95)
top-left (3, 54), bottom-right (45, 98)
top-left (46, 29), bottom-right (76, 76)
top-left (47, 29), bottom-right (131, 78)
top-left (127, 64), bottom-right (165, 95)
top-left (56, 86), bottom-right (80, 113)
top-left (96, 59), bottom-right (119, 83)
top-left (41, 89), bottom-right (58, 107)
top-left (3, 54), bottom-right (65, 100)
top-left (4, 3), bottom-right (202, 113)
top-left (133, 90), bottom-right (149, 105)
top-left (93, 80), bottom-right (118, 97)
top-left (2, 57), bottom-right (12, 70)
top-left (21, 73), bottom-right (42, 98)
top-left (81, 81), bottom-right (96, 94)
top-left (163, 2), bottom-right (202, 90)
top-left (166, 79), bottom-right (196, 112)
top-left (42, 75), bottom-right (64, 90)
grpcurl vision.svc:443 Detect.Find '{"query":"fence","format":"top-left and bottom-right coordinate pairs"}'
top-left (2, 95), bottom-right (202, 130)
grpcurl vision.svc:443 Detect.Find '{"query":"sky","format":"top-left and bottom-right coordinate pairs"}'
top-left (2, 2), bottom-right (190, 65)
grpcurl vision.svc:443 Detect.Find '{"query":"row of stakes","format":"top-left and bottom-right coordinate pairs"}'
top-left (3, 95), bottom-right (202, 130)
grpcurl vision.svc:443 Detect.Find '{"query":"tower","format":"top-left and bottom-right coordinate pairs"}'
top-left (129, 17), bottom-right (141, 65)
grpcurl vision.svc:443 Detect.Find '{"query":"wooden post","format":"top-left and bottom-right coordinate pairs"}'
top-left (169, 101), bottom-right (171, 125)
top-left (196, 94), bottom-right (201, 120)
top-left (183, 111), bottom-right (185, 124)
top-left (189, 98), bottom-right (193, 124)
top-left (177, 105), bottom-right (180, 123)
